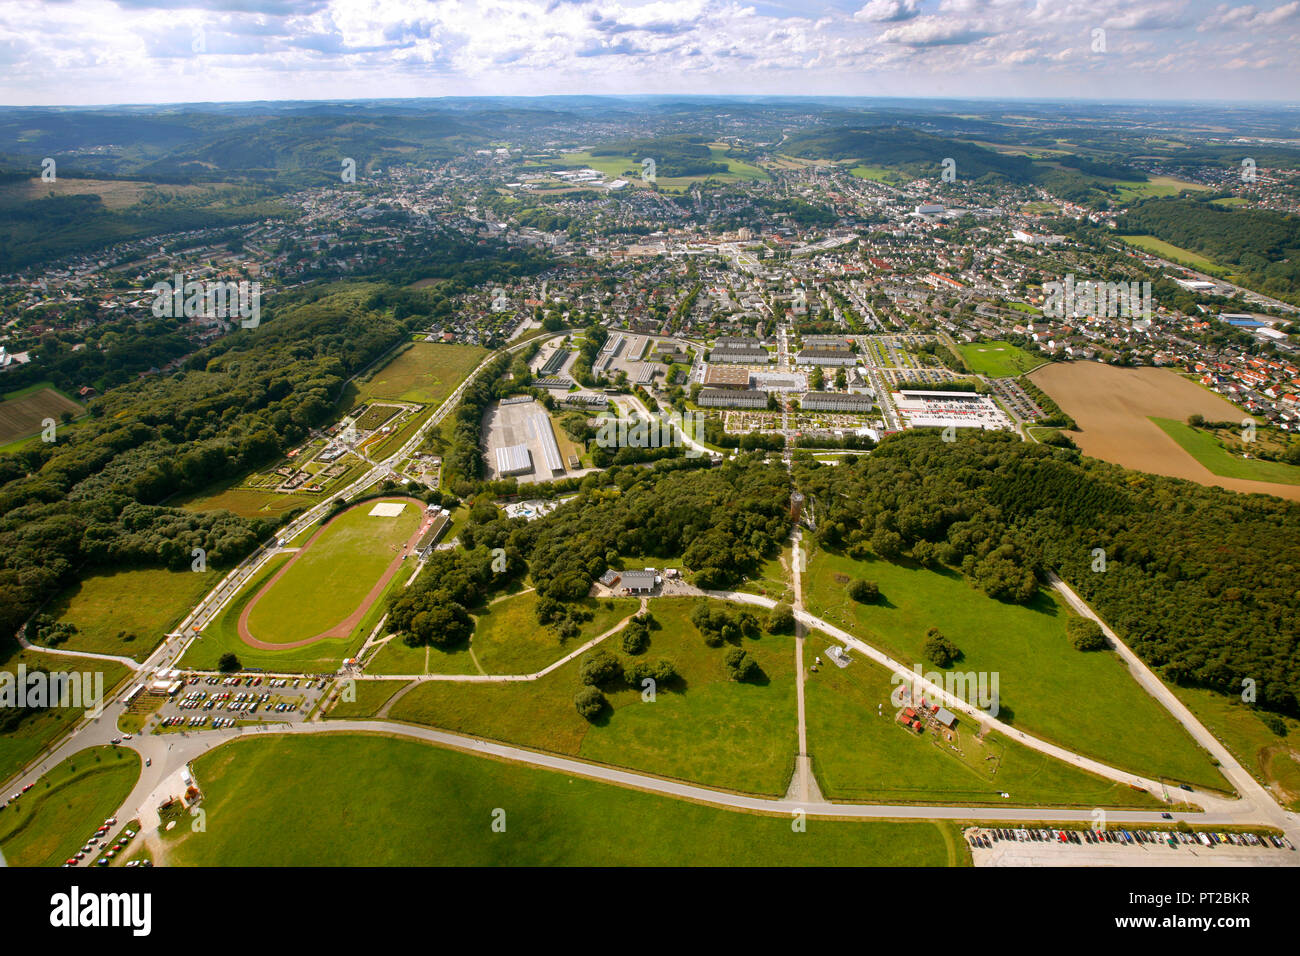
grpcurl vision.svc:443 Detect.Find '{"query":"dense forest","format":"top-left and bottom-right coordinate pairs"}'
top-left (795, 431), bottom-right (1300, 716)
top-left (0, 282), bottom-right (418, 644)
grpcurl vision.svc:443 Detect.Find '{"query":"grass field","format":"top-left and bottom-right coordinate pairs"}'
top-left (173, 479), bottom-right (317, 518)
top-left (805, 633), bottom-right (1164, 808)
top-left (1169, 686), bottom-right (1300, 811)
top-left (41, 566), bottom-right (219, 661)
top-left (0, 383), bottom-right (84, 444)
top-left (391, 597), bottom-right (799, 795)
top-left (365, 634), bottom-right (481, 676)
top-left (956, 341), bottom-right (1042, 377)
top-left (1150, 417), bottom-right (1300, 485)
top-left (849, 164), bottom-right (907, 184)
top-left (245, 499), bottom-right (423, 645)
top-left (735, 546), bottom-right (794, 604)
top-left (329, 680), bottom-right (410, 718)
top-left (1111, 176), bottom-right (1212, 201)
top-left (803, 545), bottom-right (1225, 791)
top-left (559, 146), bottom-right (767, 190)
top-left (352, 341), bottom-right (487, 407)
top-left (0, 177), bottom-right (217, 211)
top-left (180, 555), bottom-right (361, 673)
top-left (165, 734), bottom-right (962, 866)
top-left (1120, 234), bottom-right (1225, 274)
top-left (0, 746), bottom-right (140, 867)
top-left (471, 592), bottom-right (639, 674)
top-left (0, 647), bottom-right (132, 786)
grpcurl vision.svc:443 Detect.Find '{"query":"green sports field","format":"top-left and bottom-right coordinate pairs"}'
top-left (353, 341), bottom-right (488, 407)
top-left (1151, 417), bottom-right (1300, 485)
top-left (390, 597), bottom-right (799, 796)
top-left (803, 546), bottom-right (1226, 791)
top-left (0, 746), bottom-right (140, 867)
top-left (245, 499), bottom-right (423, 645)
top-left (956, 341), bottom-right (1041, 377)
top-left (165, 734), bottom-right (964, 866)
top-left (181, 555), bottom-right (360, 673)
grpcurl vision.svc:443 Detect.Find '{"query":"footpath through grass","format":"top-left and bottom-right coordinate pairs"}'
top-left (0, 647), bottom-right (132, 785)
top-left (803, 545), bottom-right (1225, 791)
top-left (168, 733), bottom-right (962, 866)
top-left (805, 633), bottom-right (1164, 808)
top-left (0, 746), bottom-right (140, 867)
top-left (390, 597), bottom-right (798, 796)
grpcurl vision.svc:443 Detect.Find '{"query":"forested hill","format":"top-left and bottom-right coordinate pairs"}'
top-left (1118, 197), bottom-right (1300, 304)
top-left (795, 431), bottom-right (1300, 716)
top-left (0, 283), bottom-right (414, 643)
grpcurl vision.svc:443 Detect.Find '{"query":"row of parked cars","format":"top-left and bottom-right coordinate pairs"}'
top-left (2, 782), bottom-right (35, 809)
top-left (194, 674), bottom-right (327, 690)
top-left (969, 826), bottom-right (1295, 851)
top-left (62, 817), bottom-right (134, 867)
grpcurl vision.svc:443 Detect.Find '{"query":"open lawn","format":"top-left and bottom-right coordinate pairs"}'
top-left (180, 555), bottom-right (361, 673)
top-left (353, 341), bottom-right (487, 407)
top-left (172, 479), bottom-right (316, 518)
top-left (1169, 686), bottom-right (1300, 811)
top-left (166, 734), bottom-right (962, 866)
top-left (1120, 234), bottom-right (1225, 274)
top-left (1112, 176), bottom-right (1211, 201)
top-left (805, 633), bottom-right (1164, 808)
top-left (0, 647), bottom-right (132, 786)
top-left (849, 164), bottom-right (907, 184)
top-left (245, 498), bottom-right (423, 645)
top-left (735, 545), bottom-right (794, 604)
top-left (364, 635), bottom-right (480, 676)
top-left (472, 592), bottom-right (639, 674)
top-left (0, 746), bottom-right (139, 867)
top-left (391, 597), bottom-right (798, 795)
top-left (0, 383), bottom-right (83, 444)
top-left (329, 680), bottom-right (410, 718)
top-left (803, 545), bottom-right (1226, 791)
top-left (41, 566), bottom-right (219, 661)
top-left (956, 341), bottom-right (1042, 377)
top-left (1150, 417), bottom-right (1300, 486)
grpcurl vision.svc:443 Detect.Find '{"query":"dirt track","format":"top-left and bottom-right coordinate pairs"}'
top-left (1030, 363), bottom-right (1300, 502)
top-left (237, 497), bottom-right (431, 650)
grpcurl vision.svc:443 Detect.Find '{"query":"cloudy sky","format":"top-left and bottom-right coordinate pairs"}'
top-left (4, 0), bottom-right (1298, 104)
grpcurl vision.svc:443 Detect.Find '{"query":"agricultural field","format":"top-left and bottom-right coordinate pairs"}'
top-left (0, 383), bottom-right (84, 445)
top-left (802, 544), bottom-right (1226, 791)
top-left (0, 648), bottom-right (132, 785)
top-left (0, 746), bottom-right (140, 867)
top-left (390, 597), bottom-right (799, 796)
top-left (40, 566), bottom-right (220, 661)
top-left (243, 499), bottom-right (424, 646)
top-left (956, 341), bottom-right (1041, 377)
top-left (805, 633), bottom-right (1164, 808)
top-left (1150, 417), bottom-right (1300, 486)
top-left (471, 592), bottom-right (639, 675)
top-left (171, 477), bottom-right (318, 518)
top-left (849, 164), bottom-right (907, 184)
top-left (165, 734), bottom-right (963, 866)
top-left (1030, 362), bottom-right (1300, 501)
top-left (0, 176), bottom-right (219, 211)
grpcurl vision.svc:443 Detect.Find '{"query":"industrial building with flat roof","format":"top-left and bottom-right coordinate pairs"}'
top-left (495, 443), bottom-right (533, 477)
top-left (531, 411), bottom-right (565, 474)
top-left (703, 365), bottom-right (751, 389)
top-left (697, 387), bottom-right (769, 409)
top-left (801, 391), bottom-right (875, 412)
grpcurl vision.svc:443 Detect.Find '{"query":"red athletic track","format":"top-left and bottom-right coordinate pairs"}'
top-left (237, 497), bottom-right (431, 650)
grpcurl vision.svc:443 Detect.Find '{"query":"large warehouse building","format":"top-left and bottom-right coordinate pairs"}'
top-left (531, 412), bottom-right (565, 474)
top-left (496, 443), bottom-right (533, 477)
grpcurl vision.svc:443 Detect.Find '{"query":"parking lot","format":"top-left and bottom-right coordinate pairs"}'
top-left (967, 826), bottom-right (1298, 867)
top-left (154, 674), bottom-right (329, 730)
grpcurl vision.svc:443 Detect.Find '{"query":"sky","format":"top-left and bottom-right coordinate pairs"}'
top-left (3, 0), bottom-right (1299, 105)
